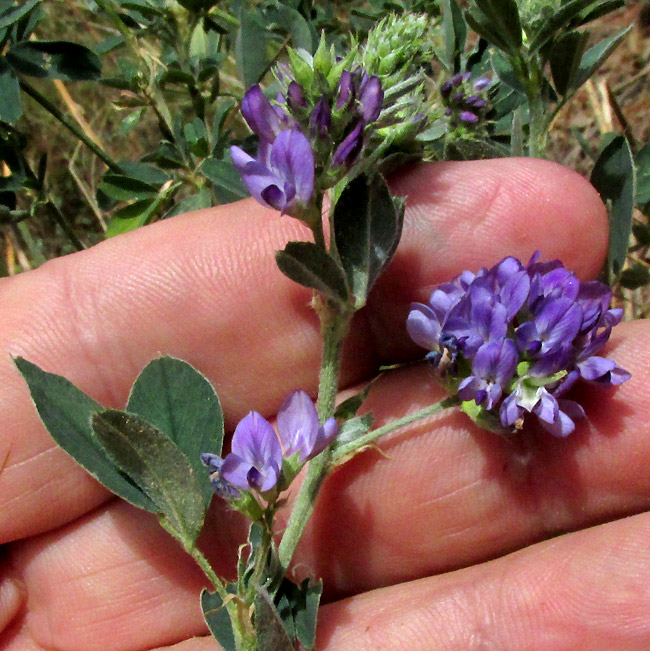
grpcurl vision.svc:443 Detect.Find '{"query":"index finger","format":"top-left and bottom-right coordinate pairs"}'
top-left (0, 158), bottom-right (607, 543)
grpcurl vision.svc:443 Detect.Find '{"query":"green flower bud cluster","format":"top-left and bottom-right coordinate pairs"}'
top-left (516, 0), bottom-right (563, 32)
top-left (352, 13), bottom-right (436, 155)
top-left (359, 12), bottom-right (433, 79)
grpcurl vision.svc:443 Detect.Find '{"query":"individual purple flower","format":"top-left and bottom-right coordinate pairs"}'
top-left (310, 96), bottom-right (331, 138)
top-left (202, 411), bottom-right (283, 494)
top-left (408, 252), bottom-right (630, 437)
top-left (287, 81), bottom-right (307, 112)
top-left (459, 111), bottom-right (479, 124)
top-left (336, 70), bottom-right (356, 110)
top-left (241, 85), bottom-right (283, 142)
top-left (458, 339), bottom-right (518, 409)
top-left (332, 120), bottom-right (364, 169)
top-left (358, 75), bottom-right (383, 123)
top-left (277, 390), bottom-right (338, 461)
top-left (231, 129), bottom-right (314, 215)
top-left (473, 77), bottom-right (491, 91)
top-left (202, 390), bottom-right (339, 499)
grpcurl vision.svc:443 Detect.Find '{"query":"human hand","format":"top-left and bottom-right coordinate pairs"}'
top-left (1, 159), bottom-right (647, 650)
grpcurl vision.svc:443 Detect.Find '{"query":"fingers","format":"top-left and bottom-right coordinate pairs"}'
top-left (288, 321), bottom-right (647, 596)
top-left (317, 511), bottom-right (650, 649)
top-left (3, 501), bottom-right (209, 650)
top-left (0, 159), bottom-right (607, 544)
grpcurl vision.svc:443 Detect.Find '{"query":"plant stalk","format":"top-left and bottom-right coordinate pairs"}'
top-left (277, 304), bottom-right (351, 569)
top-left (20, 81), bottom-right (122, 173)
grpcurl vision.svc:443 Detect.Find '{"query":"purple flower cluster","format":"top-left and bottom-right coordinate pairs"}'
top-left (201, 390), bottom-right (338, 498)
top-left (441, 72), bottom-right (491, 127)
top-left (230, 67), bottom-right (384, 215)
top-left (407, 253), bottom-right (630, 437)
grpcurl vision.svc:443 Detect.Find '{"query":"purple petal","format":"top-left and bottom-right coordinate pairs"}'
top-left (269, 130), bottom-right (315, 207)
top-left (332, 121), bottom-right (364, 168)
top-left (220, 453), bottom-right (254, 490)
top-left (236, 158), bottom-right (287, 209)
top-left (533, 389), bottom-right (559, 424)
top-left (358, 75), bottom-right (383, 122)
top-left (230, 145), bottom-right (256, 172)
top-left (309, 417), bottom-right (339, 459)
top-left (336, 70), bottom-right (355, 110)
top-left (231, 411), bottom-right (282, 470)
top-left (459, 111), bottom-right (479, 124)
top-left (578, 356), bottom-right (616, 381)
top-left (241, 85), bottom-right (281, 141)
top-left (473, 77), bottom-right (491, 90)
top-left (277, 390), bottom-right (319, 458)
top-left (500, 391), bottom-right (522, 427)
top-left (407, 303), bottom-right (442, 350)
top-left (310, 96), bottom-right (331, 137)
top-left (287, 81), bottom-right (307, 111)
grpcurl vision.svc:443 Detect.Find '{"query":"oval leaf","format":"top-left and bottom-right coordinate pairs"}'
top-left (127, 356), bottom-right (224, 510)
top-left (333, 173), bottom-right (404, 308)
top-left (92, 409), bottom-right (206, 547)
top-left (15, 357), bottom-right (155, 512)
top-left (275, 241), bottom-right (349, 304)
top-left (590, 135), bottom-right (636, 282)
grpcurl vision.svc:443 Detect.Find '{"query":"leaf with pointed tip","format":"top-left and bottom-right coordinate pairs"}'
top-left (333, 173), bottom-right (404, 308)
top-left (549, 30), bottom-right (589, 97)
top-left (254, 587), bottom-right (294, 651)
top-left (473, 0), bottom-right (522, 53)
top-left (442, 0), bottom-right (467, 72)
top-left (528, 0), bottom-right (602, 52)
top-left (276, 241), bottom-right (349, 304)
top-left (201, 587), bottom-right (237, 651)
top-left (573, 26), bottom-right (631, 91)
top-left (127, 356), bottom-right (224, 510)
top-left (92, 410), bottom-right (206, 547)
top-left (590, 135), bottom-right (636, 282)
top-left (15, 357), bottom-right (155, 512)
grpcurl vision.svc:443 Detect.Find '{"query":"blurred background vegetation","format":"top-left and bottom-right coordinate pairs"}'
top-left (1, 0), bottom-right (649, 317)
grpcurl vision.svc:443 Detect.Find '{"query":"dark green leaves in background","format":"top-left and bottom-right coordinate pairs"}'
top-left (591, 135), bottom-right (636, 283)
top-left (16, 355), bottom-right (225, 549)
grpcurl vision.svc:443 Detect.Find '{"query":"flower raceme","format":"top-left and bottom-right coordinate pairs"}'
top-left (407, 253), bottom-right (630, 437)
top-left (201, 390), bottom-right (338, 499)
top-left (230, 62), bottom-right (385, 216)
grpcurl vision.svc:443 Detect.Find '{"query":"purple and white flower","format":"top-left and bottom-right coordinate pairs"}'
top-left (407, 252), bottom-right (630, 437)
top-left (230, 129), bottom-right (314, 215)
top-left (202, 390), bottom-right (338, 498)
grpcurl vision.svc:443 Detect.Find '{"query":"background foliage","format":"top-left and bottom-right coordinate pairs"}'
top-left (1, 0), bottom-right (649, 316)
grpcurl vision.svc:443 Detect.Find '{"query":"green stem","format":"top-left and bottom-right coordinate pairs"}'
top-left (19, 81), bottom-right (121, 173)
top-left (332, 396), bottom-right (459, 462)
top-left (45, 200), bottom-right (85, 251)
top-left (190, 546), bottom-right (253, 650)
top-left (190, 545), bottom-right (230, 600)
top-left (277, 305), bottom-right (351, 569)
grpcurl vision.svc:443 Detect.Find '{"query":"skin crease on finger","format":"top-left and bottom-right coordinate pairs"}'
top-left (0, 158), bottom-right (607, 547)
top-left (2, 323), bottom-right (650, 651)
top-left (0, 159), bottom-right (628, 649)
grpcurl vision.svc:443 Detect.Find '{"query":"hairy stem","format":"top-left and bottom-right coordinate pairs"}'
top-left (277, 304), bottom-right (351, 569)
top-left (332, 395), bottom-right (460, 461)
